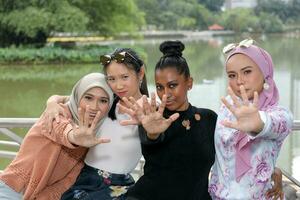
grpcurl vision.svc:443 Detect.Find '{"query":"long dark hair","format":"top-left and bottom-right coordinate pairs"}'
top-left (102, 48), bottom-right (149, 120)
top-left (155, 41), bottom-right (190, 79)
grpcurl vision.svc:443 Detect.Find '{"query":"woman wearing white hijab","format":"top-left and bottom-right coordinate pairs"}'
top-left (0, 73), bottom-right (113, 200)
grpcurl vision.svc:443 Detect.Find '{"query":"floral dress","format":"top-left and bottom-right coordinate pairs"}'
top-left (209, 97), bottom-right (293, 200)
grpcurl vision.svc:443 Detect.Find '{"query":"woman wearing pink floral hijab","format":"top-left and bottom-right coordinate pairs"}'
top-left (209, 39), bottom-right (293, 199)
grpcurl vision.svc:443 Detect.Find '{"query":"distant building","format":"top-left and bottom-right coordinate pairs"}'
top-left (224, 0), bottom-right (257, 9)
top-left (223, 0), bottom-right (291, 10)
top-left (208, 24), bottom-right (224, 31)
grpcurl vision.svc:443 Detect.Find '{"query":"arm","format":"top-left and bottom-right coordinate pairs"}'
top-left (266, 167), bottom-right (284, 200)
top-left (250, 107), bottom-right (293, 141)
top-left (138, 125), bottom-right (165, 145)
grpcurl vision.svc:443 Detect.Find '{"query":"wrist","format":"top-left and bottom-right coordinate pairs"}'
top-left (67, 131), bottom-right (78, 147)
top-left (146, 133), bottom-right (160, 140)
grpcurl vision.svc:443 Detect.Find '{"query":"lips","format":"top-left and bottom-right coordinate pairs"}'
top-left (117, 91), bottom-right (127, 97)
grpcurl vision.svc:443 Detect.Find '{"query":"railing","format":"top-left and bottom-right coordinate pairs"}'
top-left (1, 118), bottom-right (300, 185)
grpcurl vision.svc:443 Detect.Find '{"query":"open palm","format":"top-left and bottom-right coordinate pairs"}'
top-left (222, 86), bottom-right (264, 134)
top-left (118, 93), bottom-right (179, 137)
top-left (68, 106), bottom-right (110, 147)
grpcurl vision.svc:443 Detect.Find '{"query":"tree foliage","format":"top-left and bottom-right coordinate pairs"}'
top-left (0, 0), bottom-right (144, 46)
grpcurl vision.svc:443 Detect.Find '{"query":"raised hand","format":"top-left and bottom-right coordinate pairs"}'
top-left (43, 102), bottom-right (67, 133)
top-left (118, 93), bottom-right (179, 139)
top-left (221, 86), bottom-right (264, 134)
top-left (67, 106), bottom-right (110, 147)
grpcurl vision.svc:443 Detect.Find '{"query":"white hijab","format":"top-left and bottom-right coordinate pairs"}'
top-left (67, 73), bottom-right (113, 131)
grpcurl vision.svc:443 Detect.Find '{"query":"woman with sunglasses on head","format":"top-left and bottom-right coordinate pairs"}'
top-left (44, 48), bottom-right (148, 200)
top-left (208, 39), bottom-right (292, 200)
top-left (0, 73), bottom-right (113, 200)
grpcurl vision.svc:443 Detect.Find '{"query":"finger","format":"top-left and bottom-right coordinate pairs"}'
top-left (150, 92), bottom-right (157, 112)
top-left (129, 96), bottom-right (144, 117)
top-left (165, 113), bottom-right (180, 124)
top-left (228, 87), bottom-right (241, 107)
top-left (280, 192), bottom-right (284, 200)
top-left (221, 97), bottom-right (235, 114)
top-left (117, 103), bottom-right (136, 116)
top-left (121, 97), bottom-right (134, 109)
top-left (78, 108), bottom-right (84, 127)
top-left (97, 138), bottom-right (111, 144)
top-left (55, 113), bottom-right (60, 123)
top-left (68, 118), bottom-right (77, 130)
top-left (158, 94), bottom-right (167, 114)
top-left (240, 85), bottom-right (249, 105)
top-left (59, 103), bottom-right (68, 118)
top-left (119, 119), bottom-right (140, 126)
top-left (253, 91), bottom-right (259, 107)
top-left (143, 95), bottom-right (151, 115)
top-left (84, 105), bottom-right (90, 127)
top-left (220, 119), bottom-right (238, 130)
top-left (89, 111), bottom-right (101, 131)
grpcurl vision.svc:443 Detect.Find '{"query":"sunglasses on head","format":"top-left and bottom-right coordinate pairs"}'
top-left (223, 39), bottom-right (254, 54)
top-left (100, 51), bottom-right (139, 66)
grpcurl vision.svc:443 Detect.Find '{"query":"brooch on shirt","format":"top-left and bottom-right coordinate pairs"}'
top-left (182, 119), bottom-right (191, 130)
top-left (182, 113), bottom-right (201, 130)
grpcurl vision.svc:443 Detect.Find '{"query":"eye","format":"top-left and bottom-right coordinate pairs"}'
top-left (100, 99), bottom-right (109, 104)
top-left (122, 75), bottom-right (129, 80)
top-left (106, 77), bottom-right (115, 82)
top-left (228, 74), bottom-right (236, 79)
top-left (84, 95), bottom-right (92, 100)
top-left (169, 83), bottom-right (177, 89)
top-left (156, 85), bottom-right (163, 91)
top-left (244, 70), bottom-right (252, 75)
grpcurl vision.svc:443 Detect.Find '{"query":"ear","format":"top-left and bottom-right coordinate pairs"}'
top-left (187, 77), bottom-right (193, 90)
top-left (138, 66), bottom-right (145, 81)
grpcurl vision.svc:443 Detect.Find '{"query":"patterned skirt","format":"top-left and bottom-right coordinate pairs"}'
top-left (61, 164), bottom-right (135, 200)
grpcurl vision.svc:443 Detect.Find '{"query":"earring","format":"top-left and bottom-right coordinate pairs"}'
top-left (263, 82), bottom-right (269, 90)
top-left (139, 80), bottom-right (142, 88)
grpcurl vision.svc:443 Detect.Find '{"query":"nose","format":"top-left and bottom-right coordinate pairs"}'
top-left (237, 75), bottom-right (244, 85)
top-left (90, 100), bottom-right (99, 110)
top-left (116, 79), bottom-right (123, 90)
top-left (164, 88), bottom-right (171, 98)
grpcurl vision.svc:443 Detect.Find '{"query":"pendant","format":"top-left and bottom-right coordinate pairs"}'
top-left (182, 119), bottom-right (191, 130)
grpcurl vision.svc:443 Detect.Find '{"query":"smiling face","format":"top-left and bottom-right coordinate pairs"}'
top-left (105, 61), bottom-right (143, 100)
top-left (79, 87), bottom-right (110, 124)
top-left (155, 67), bottom-right (193, 111)
top-left (226, 53), bottom-right (264, 100)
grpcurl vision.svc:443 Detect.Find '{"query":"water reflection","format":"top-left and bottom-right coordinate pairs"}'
top-left (0, 35), bottom-right (300, 180)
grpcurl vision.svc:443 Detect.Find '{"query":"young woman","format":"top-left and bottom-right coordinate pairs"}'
top-left (208, 39), bottom-right (292, 199)
top-left (0, 73), bottom-right (113, 200)
top-left (118, 40), bottom-right (286, 200)
top-left (119, 41), bottom-right (217, 200)
top-left (43, 48), bottom-right (148, 200)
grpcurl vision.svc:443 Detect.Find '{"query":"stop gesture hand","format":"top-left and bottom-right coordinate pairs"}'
top-left (68, 105), bottom-right (110, 147)
top-left (118, 93), bottom-right (179, 139)
top-left (221, 86), bottom-right (264, 134)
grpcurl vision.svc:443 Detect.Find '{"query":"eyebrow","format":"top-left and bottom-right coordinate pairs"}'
top-left (84, 93), bottom-right (109, 99)
top-left (227, 66), bottom-right (253, 73)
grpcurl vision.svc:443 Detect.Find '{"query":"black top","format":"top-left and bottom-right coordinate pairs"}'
top-left (127, 104), bottom-right (217, 200)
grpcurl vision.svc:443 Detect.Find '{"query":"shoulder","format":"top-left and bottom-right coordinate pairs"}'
top-left (193, 107), bottom-right (218, 120)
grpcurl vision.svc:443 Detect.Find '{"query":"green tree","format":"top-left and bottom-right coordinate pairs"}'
top-left (70, 0), bottom-right (145, 35)
top-left (0, 0), bottom-right (89, 46)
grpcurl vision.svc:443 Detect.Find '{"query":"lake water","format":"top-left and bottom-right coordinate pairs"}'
top-left (1, 35), bottom-right (300, 181)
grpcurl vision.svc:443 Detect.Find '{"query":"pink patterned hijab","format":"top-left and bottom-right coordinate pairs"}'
top-left (225, 43), bottom-right (279, 182)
